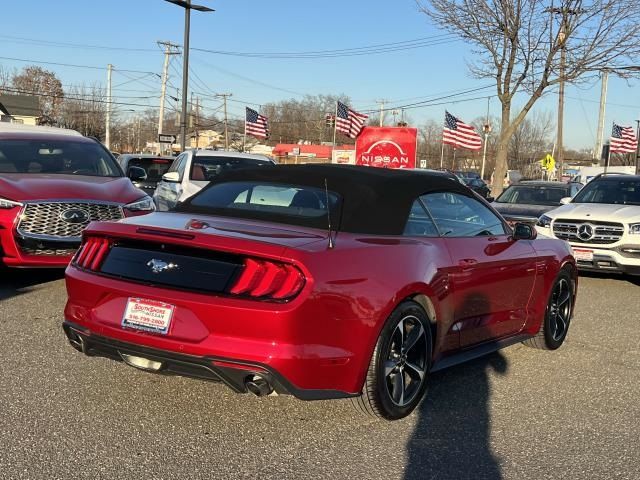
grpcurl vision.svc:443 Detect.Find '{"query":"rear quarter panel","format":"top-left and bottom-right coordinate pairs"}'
top-left (283, 233), bottom-right (456, 392)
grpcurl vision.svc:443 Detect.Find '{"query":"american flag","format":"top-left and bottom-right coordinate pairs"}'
top-left (443, 111), bottom-right (482, 150)
top-left (335, 101), bottom-right (368, 138)
top-left (245, 107), bottom-right (269, 139)
top-left (610, 123), bottom-right (637, 153)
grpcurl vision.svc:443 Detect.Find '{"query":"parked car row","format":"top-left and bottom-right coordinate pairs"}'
top-left (2, 124), bottom-right (578, 422)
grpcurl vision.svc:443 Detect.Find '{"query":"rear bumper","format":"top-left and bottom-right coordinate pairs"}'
top-left (62, 321), bottom-right (357, 401)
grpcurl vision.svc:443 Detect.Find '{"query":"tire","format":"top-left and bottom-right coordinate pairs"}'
top-left (523, 268), bottom-right (574, 350)
top-left (352, 301), bottom-right (432, 420)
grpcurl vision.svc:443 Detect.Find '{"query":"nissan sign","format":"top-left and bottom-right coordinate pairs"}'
top-left (355, 127), bottom-right (417, 169)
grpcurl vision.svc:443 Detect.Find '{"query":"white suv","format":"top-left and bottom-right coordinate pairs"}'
top-left (536, 173), bottom-right (640, 275)
top-left (153, 150), bottom-right (275, 211)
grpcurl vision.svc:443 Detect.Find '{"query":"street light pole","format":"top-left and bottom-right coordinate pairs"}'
top-left (164, 0), bottom-right (214, 152)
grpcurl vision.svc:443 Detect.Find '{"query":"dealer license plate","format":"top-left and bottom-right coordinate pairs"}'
top-left (573, 248), bottom-right (593, 262)
top-left (122, 298), bottom-right (175, 334)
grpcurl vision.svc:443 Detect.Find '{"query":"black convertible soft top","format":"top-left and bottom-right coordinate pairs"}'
top-left (178, 164), bottom-right (473, 235)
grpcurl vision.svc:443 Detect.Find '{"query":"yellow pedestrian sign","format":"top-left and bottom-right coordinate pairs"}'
top-left (540, 154), bottom-right (555, 171)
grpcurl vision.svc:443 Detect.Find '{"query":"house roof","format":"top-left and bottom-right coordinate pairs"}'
top-left (272, 143), bottom-right (354, 158)
top-left (0, 94), bottom-right (40, 117)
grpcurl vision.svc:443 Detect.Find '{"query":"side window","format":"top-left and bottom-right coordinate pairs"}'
top-left (403, 199), bottom-right (439, 237)
top-left (422, 192), bottom-right (506, 237)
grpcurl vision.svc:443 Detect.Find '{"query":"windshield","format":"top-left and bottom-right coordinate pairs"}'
top-left (0, 138), bottom-right (121, 177)
top-left (178, 181), bottom-right (341, 230)
top-left (496, 185), bottom-right (567, 206)
top-left (190, 156), bottom-right (272, 181)
top-left (126, 157), bottom-right (172, 182)
top-left (572, 178), bottom-right (640, 205)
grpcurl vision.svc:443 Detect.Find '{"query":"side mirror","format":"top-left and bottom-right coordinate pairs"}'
top-left (162, 171), bottom-right (180, 183)
top-left (512, 222), bottom-right (537, 241)
top-left (128, 166), bottom-right (147, 181)
top-left (486, 196), bottom-right (495, 202)
top-left (559, 197), bottom-right (572, 205)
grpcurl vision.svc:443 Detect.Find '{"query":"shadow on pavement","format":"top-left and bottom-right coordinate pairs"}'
top-left (0, 267), bottom-right (65, 302)
top-left (578, 271), bottom-right (640, 287)
top-left (404, 351), bottom-right (508, 480)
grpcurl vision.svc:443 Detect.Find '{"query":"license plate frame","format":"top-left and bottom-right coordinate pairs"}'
top-left (573, 248), bottom-right (594, 262)
top-left (122, 297), bottom-right (175, 335)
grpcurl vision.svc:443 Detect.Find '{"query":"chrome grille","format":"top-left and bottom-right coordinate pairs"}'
top-left (553, 219), bottom-right (624, 245)
top-left (17, 202), bottom-right (123, 239)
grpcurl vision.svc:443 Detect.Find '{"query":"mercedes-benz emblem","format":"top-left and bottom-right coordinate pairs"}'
top-left (59, 208), bottom-right (90, 224)
top-left (147, 259), bottom-right (179, 274)
top-left (577, 223), bottom-right (594, 241)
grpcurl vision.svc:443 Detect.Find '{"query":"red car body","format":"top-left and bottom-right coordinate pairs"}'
top-left (63, 165), bottom-right (577, 409)
top-left (0, 131), bottom-right (151, 268)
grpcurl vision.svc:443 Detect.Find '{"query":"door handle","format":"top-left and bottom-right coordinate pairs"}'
top-left (458, 258), bottom-right (478, 267)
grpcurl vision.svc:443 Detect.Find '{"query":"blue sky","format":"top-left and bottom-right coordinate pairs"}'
top-left (1, 0), bottom-right (639, 150)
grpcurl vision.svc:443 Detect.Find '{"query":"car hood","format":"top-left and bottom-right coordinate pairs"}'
top-left (546, 202), bottom-right (640, 222)
top-left (117, 212), bottom-right (328, 249)
top-left (0, 174), bottom-right (144, 204)
top-left (492, 202), bottom-right (557, 218)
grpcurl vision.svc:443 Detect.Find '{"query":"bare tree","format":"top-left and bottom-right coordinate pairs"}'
top-left (57, 84), bottom-right (107, 138)
top-left (11, 65), bottom-right (64, 125)
top-left (418, 0), bottom-right (640, 193)
top-left (509, 110), bottom-right (554, 170)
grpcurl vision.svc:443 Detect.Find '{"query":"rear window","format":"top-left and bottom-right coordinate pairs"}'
top-left (496, 185), bottom-right (567, 206)
top-left (126, 157), bottom-right (172, 182)
top-left (0, 138), bottom-right (121, 177)
top-left (191, 156), bottom-right (272, 181)
top-left (178, 181), bottom-right (341, 229)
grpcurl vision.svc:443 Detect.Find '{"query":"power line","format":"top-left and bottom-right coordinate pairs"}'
top-left (0, 56), bottom-right (158, 75)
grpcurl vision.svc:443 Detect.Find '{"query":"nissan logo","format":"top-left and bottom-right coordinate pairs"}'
top-left (147, 259), bottom-right (179, 274)
top-left (577, 223), bottom-right (594, 241)
top-left (60, 208), bottom-right (90, 224)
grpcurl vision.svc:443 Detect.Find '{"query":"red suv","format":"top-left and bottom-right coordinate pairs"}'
top-left (0, 124), bottom-right (155, 268)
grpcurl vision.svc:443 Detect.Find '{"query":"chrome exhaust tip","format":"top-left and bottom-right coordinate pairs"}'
top-left (245, 375), bottom-right (273, 397)
top-left (119, 353), bottom-right (164, 372)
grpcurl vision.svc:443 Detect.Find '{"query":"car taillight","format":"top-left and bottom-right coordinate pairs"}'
top-left (229, 258), bottom-right (305, 300)
top-left (73, 237), bottom-right (111, 271)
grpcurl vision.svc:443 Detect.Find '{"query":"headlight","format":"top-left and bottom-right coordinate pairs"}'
top-left (630, 223), bottom-right (640, 235)
top-left (536, 214), bottom-right (552, 228)
top-left (124, 196), bottom-right (156, 212)
top-left (0, 197), bottom-right (22, 209)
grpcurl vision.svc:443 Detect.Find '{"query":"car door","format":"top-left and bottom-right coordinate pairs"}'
top-left (422, 192), bottom-right (537, 347)
top-left (154, 153), bottom-right (187, 210)
top-left (181, 153), bottom-right (208, 201)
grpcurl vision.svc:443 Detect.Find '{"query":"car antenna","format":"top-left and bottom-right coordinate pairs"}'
top-left (324, 178), bottom-right (334, 249)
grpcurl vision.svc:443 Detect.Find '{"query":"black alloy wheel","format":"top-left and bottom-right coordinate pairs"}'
top-left (353, 301), bottom-right (432, 420)
top-left (524, 268), bottom-right (574, 350)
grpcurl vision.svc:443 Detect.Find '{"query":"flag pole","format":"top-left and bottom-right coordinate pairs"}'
top-left (453, 147), bottom-right (457, 169)
top-left (243, 109), bottom-right (247, 153)
top-left (332, 101), bottom-right (338, 147)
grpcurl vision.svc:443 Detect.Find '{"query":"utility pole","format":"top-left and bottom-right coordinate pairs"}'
top-left (215, 93), bottom-right (232, 150)
top-left (194, 95), bottom-right (200, 148)
top-left (594, 70), bottom-right (609, 162)
top-left (547, 6), bottom-right (581, 177)
top-left (105, 64), bottom-right (112, 150)
top-left (157, 41), bottom-right (180, 155)
top-left (376, 99), bottom-right (387, 127)
top-left (163, 0), bottom-right (214, 153)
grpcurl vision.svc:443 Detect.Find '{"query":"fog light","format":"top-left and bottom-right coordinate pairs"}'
top-left (120, 353), bottom-right (163, 372)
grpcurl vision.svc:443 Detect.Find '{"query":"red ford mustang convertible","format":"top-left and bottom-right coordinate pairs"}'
top-left (63, 165), bottom-right (577, 420)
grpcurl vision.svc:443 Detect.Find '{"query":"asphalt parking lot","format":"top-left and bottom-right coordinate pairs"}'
top-left (0, 270), bottom-right (638, 480)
